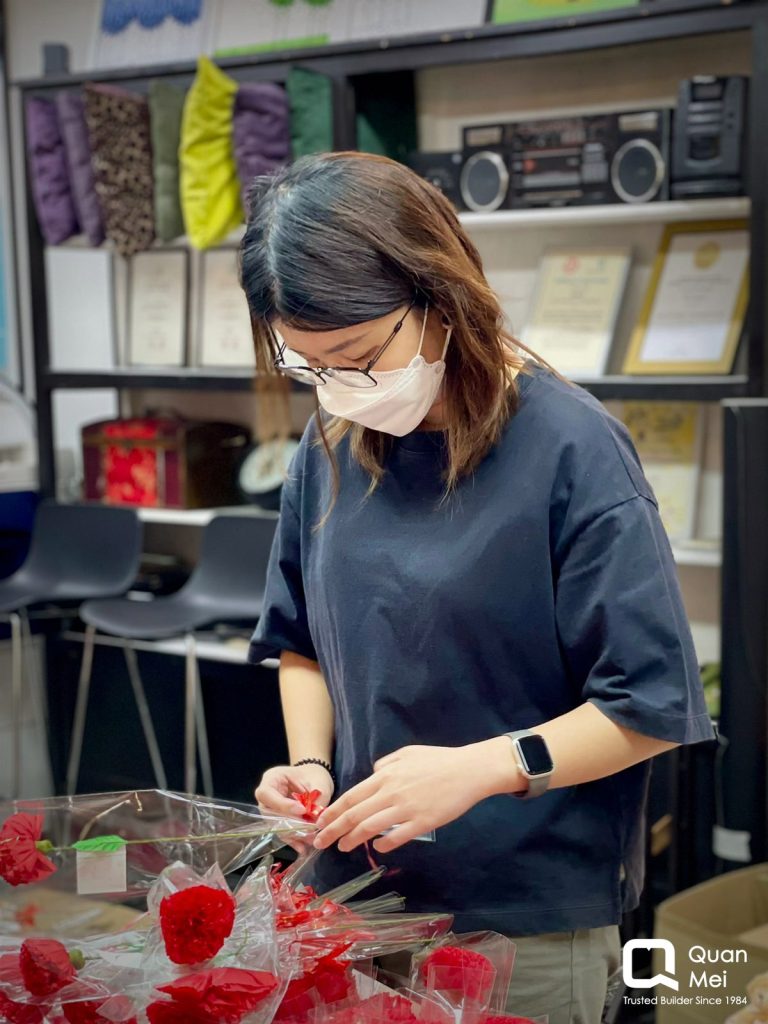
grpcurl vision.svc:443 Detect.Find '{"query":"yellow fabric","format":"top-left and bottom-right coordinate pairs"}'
top-left (180, 56), bottom-right (243, 249)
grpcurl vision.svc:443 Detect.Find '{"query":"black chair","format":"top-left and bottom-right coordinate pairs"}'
top-left (73, 513), bottom-right (278, 796)
top-left (0, 501), bottom-right (143, 798)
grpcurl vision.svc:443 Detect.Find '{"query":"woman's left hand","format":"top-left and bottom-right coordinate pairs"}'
top-left (313, 739), bottom-right (519, 854)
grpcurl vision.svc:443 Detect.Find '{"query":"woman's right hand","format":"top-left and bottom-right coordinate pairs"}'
top-left (255, 763), bottom-right (335, 819)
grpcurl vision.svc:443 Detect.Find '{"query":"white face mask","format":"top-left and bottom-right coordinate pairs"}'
top-left (314, 302), bottom-right (452, 436)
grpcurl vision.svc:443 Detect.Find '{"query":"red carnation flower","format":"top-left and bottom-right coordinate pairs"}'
top-left (420, 945), bottom-right (496, 1001)
top-left (159, 885), bottom-right (236, 965)
top-left (147, 967), bottom-right (279, 1024)
top-left (20, 938), bottom-right (76, 997)
top-left (0, 991), bottom-right (46, 1024)
top-left (61, 996), bottom-right (138, 1024)
top-left (0, 814), bottom-right (56, 887)
top-left (291, 789), bottom-right (323, 822)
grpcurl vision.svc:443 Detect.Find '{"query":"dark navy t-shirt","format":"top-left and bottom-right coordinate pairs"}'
top-left (248, 365), bottom-right (715, 935)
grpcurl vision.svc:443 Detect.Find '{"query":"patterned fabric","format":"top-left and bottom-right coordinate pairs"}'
top-left (84, 83), bottom-right (155, 256)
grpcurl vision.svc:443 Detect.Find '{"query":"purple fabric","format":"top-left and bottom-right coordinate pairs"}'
top-left (56, 91), bottom-right (105, 246)
top-left (24, 97), bottom-right (79, 245)
top-left (233, 82), bottom-right (290, 206)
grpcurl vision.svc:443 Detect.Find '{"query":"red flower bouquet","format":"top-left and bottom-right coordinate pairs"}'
top-left (160, 885), bottom-right (236, 965)
top-left (0, 815), bottom-right (56, 887)
top-left (147, 967), bottom-right (279, 1024)
top-left (19, 939), bottom-right (77, 997)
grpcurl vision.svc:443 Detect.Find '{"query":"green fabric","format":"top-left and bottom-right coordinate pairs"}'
top-left (286, 67), bottom-right (333, 157)
top-left (148, 80), bottom-right (185, 242)
top-left (355, 71), bottom-right (416, 163)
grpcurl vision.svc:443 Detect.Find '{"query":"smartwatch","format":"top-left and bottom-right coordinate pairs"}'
top-left (505, 730), bottom-right (555, 799)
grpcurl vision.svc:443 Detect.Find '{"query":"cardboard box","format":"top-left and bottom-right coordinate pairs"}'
top-left (654, 863), bottom-right (768, 1023)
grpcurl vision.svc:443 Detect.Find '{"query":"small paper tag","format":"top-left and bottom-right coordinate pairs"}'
top-left (76, 847), bottom-right (127, 895)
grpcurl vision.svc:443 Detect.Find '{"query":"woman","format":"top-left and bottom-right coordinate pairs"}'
top-left (241, 152), bottom-right (715, 1024)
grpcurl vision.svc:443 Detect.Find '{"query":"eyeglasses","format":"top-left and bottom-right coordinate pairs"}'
top-left (270, 299), bottom-right (416, 389)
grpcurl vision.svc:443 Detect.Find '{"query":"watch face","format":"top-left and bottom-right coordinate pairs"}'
top-left (518, 734), bottom-right (553, 776)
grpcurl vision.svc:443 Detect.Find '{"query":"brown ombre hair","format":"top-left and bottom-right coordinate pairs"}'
top-left (239, 151), bottom-right (532, 506)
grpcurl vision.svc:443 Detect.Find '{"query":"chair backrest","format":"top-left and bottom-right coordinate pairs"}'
top-left (184, 513), bottom-right (278, 621)
top-left (20, 501), bottom-right (143, 599)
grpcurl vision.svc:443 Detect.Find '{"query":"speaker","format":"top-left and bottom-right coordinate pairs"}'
top-left (406, 151), bottom-right (465, 210)
top-left (672, 75), bottom-right (748, 198)
top-left (610, 108), bottom-right (670, 204)
top-left (459, 123), bottom-right (512, 213)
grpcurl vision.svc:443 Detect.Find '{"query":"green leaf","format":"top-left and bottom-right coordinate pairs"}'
top-left (71, 835), bottom-right (127, 853)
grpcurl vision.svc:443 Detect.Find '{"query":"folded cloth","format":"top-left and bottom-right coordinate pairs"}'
top-left (84, 82), bottom-right (155, 257)
top-left (148, 80), bottom-right (186, 242)
top-left (180, 56), bottom-right (242, 249)
top-left (24, 97), bottom-right (79, 245)
top-left (233, 81), bottom-right (290, 210)
top-left (56, 90), bottom-right (105, 246)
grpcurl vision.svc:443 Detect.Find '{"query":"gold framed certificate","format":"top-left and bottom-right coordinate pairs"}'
top-left (521, 247), bottom-right (631, 379)
top-left (623, 220), bottom-right (749, 375)
top-left (127, 250), bottom-right (188, 367)
top-left (620, 401), bottom-right (704, 542)
top-left (198, 248), bottom-right (256, 369)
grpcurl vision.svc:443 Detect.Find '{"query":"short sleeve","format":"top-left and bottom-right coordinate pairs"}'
top-left (555, 494), bottom-right (716, 746)
top-left (247, 488), bottom-right (317, 664)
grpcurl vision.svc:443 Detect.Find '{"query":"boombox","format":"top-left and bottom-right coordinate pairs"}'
top-left (406, 150), bottom-right (466, 210)
top-left (671, 75), bottom-right (748, 198)
top-left (459, 109), bottom-right (671, 211)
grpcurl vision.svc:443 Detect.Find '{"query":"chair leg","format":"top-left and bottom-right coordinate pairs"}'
top-left (66, 624), bottom-right (96, 795)
top-left (20, 611), bottom-right (49, 738)
top-left (123, 643), bottom-right (168, 791)
top-left (184, 634), bottom-right (198, 795)
top-left (193, 657), bottom-right (213, 798)
top-left (8, 613), bottom-right (23, 799)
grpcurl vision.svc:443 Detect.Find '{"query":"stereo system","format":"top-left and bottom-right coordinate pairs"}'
top-left (407, 75), bottom-right (748, 212)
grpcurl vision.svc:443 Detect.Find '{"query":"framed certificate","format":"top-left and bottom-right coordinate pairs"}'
top-left (198, 248), bottom-right (256, 369)
top-left (623, 220), bottom-right (749, 375)
top-left (620, 402), bottom-right (704, 542)
top-left (521, 247), bottom-right (631, 379)
top-left (127, 250), bottom-right (188, 367)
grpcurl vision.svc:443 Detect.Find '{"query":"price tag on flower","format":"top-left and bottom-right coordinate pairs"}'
top-left (74, 836), bottom-right (128, 896)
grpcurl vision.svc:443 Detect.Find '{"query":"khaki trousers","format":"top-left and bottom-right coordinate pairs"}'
top-left (504, 925), bottom-right (622, 1023)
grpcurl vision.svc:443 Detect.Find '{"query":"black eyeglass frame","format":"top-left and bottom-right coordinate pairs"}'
top-left (269, 297), bottom-right (418, 388)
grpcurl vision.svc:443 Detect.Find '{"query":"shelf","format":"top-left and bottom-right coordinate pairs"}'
top-left (138, 506), bottom-right (279, 526)
top-left (671, 543), bottom-right (722, 569)
top-left (459, 197), bottom-right (750, 231)
top-left (578, 375), bottom-right (751, 401)
top-left (43, 369), bottom-right (256, 391)
top-left (12, 0), bottom-right (753, 89)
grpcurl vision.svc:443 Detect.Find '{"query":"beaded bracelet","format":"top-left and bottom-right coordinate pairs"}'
top-left (293, 757), bottom-right (337, 786)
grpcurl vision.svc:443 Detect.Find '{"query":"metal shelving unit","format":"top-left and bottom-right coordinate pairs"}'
top-left (17, 0), bottom-right (768, 501)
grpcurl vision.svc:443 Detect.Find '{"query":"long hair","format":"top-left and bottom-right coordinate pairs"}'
top-left (239, 151), bottom-right (531, 511)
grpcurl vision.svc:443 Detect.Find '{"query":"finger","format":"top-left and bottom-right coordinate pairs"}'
top-left (372, 820), bottom-right (426, 854)
top-left (255, 784), bottom-right (306, 818)
top-left (314, 792), bottom-right (393, 849)
top-left (337, 808), bottom-right (402, 853)
top-left (316, 774), bottom-right (382, 828)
